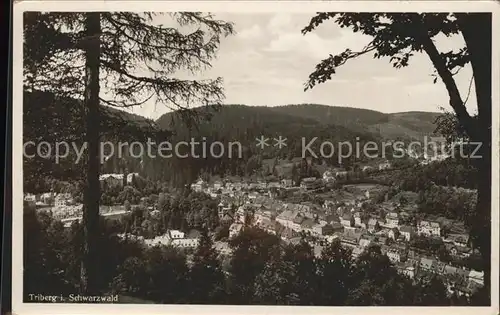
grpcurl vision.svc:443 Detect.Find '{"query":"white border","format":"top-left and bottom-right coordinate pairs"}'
top-left (12, 1), bottom-right (500, 315)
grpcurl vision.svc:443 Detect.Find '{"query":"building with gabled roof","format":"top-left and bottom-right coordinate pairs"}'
top-left (417, 220), bottom-right (441, 237)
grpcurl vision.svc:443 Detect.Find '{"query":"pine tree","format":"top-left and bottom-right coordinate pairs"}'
top-left (189, 229), bottom-right (226, 303)
top-left (24, 12), bottom-right (234, 294)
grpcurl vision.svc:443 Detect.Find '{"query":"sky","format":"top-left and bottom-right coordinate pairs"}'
top-left (124, 12), bottom-right (478, 120)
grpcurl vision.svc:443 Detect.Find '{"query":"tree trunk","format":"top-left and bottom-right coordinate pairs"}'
top-left (458, 13), bottom-right (492, 302)
top-left (81, 12), bottom-right (101, 295)
top-left (420, 13), bottom-right (491, 303)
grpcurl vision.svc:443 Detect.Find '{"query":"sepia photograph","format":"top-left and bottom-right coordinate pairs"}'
top-left (11, 1), bottom-right (499, 314)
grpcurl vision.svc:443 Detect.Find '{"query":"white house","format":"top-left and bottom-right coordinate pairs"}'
top-left (24, 193), bottom-right (36, 202)
top-left (386, 247), bottom-right (407, 263)
top-left (169, 230), bottom-right (185, 239)
top-left (55, 193), bottom-right (73, 208)
top-left (145, 234), bottom-right (171, 247)
top-left (417, 220), bottom-right (441, 237)
top-left (354, 212), bottom-right (362, 227)
top-left (171, 238), bottom-right (200, 249)
top-left (99, 174), bottom-right (124, 188)
top-left (385, 212), bottom-right (399, 228)
top-left (24, 194), bottom-right (37, 208)
top-left (276, 209), bottom-right (301, 230)
top-left (368, 218), bottom-right (379, 232)
top-left (235, 205), bottom-right (249, 224)
top-left (190, 179), bottom-right (205, 192)
top-left (468, 270), bottom-right (484, 286)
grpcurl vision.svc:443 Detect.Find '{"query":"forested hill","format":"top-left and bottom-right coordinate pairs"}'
top-left (151, 104), bottom-right (382, 185)
top-left (23, 90), bottom-right (162, 143)
top-left (23, 90), bottom-right (164, 186)
top-left (156, 104), bottom-right (384, 162)
top-left (270, 104), bottom-right (441, 141)
top-left (156, 103), bottom-right (440, 142)
top-left (24, 92), bottom-right (442, 188)
top-left (151, 104), bottom-right (441, 185)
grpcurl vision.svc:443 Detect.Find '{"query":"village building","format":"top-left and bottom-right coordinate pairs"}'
top-left (322, 171), bottom-right (336, 183)
top-left (280, 228), bottom-right (298, 241)
top-left (446, 233), bottom-right (470, 247)
top-left (212, 180), bottom-right (223, 191)
top-left (258, 218), bottom-right (278, 235)
top-left (399, 225), bottom-right (416, 242)
top-left (310, 222), bottom-right (333, 236)
top-left (217, 202), bottom-right (232, 221)
top-left (358, 235), bottom-right (373, 249)
top-left (278, 179), bottom-right (290, 188)
top-left (335, 171), bottom-right (348, 178)
top-left (145, 234), bottom-right (171, 247)
top-left (468, 270), bottom-right (484, 286)
top-left (190, 179), bottom-right (207, 192)
top-left (367, 218), bottom-right (380, 232)
top-left (254, 209), bottom-right (274, 225)
top-left (378, 161), bottom-right (392, 170)
top-left (388, 227), bottom-right (400, 240)
top-left (126, 172), bottom-right (142, 185)
top-left (353, 212), bottom-right (363, 227)
top-left (171, 238), bottom-right (200, 249)
top-left (449, 245), bottom-right (473, 258)
top-left (300, 177), bottom-right (323, 190)
top-left (351, 247), bottom-right (364, 259)
top-left (40, 192), bottom-right (55, 205)
top-left (229, 223), bottom-right (244, 239)
top-left (54, 193), bottom-right (73, 208)
top-left (276, 209), bottom-right (302, 231)
top-left (169, 230), bottom-right (185, 239)
top-left (24, 194), bottom-right (37, 207)
top-left (362, 166), bottom-right (373, 172)
top-left (417, 220), bottom-right (441, 237)
top-left (397, 263), bottom-right (416, 279)
top-left (340, 213), bottom-right (353, 228)
top-left (385, 212), bottom-right (399, 228)
top-left (99, 174), bottom-right (124, 189)
top-left (300, 218), bottom-right (315, 235)
top-left (419, 257), bottom-right (434, 272)
top-left (318, 213), bottom-right (338, 226)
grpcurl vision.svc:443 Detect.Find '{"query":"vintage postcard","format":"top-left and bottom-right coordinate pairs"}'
top-left (11, 1), bottom-right (500, 314)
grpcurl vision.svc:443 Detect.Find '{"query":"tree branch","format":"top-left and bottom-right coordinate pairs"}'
top-left (304, 42), bottom-right (376, 90)
top-left (417, 30), bottom-right (477, 140)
